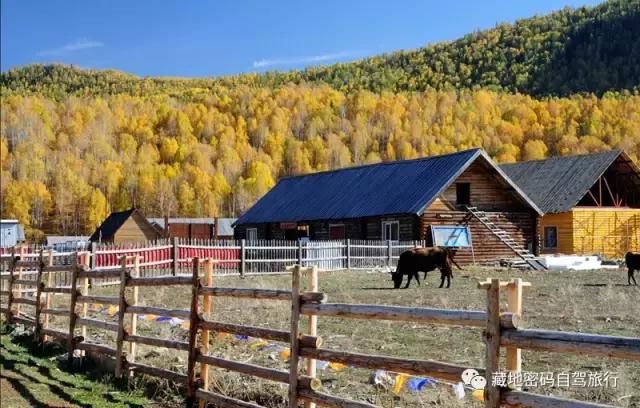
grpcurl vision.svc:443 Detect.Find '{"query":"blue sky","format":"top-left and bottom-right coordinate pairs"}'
top-left (1, 0), bottom-right (604, 77)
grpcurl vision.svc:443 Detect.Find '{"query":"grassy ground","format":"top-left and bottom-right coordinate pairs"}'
top-left (0, 327), bottom-right (158, 407)
top-left (40, 266), bottom-right (640, 407)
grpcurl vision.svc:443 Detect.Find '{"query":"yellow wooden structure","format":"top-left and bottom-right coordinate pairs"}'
top-left (539, 208), bottom-right (640, 257)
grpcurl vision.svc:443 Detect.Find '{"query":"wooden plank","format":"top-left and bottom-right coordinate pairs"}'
top-left (79, 252), bottom-right (90, 355)
top-left (127, 362), bottom-right (187, 384)
top-left (76, 269), bottom-right (121, 279)
top-left (129, 257), bottom-right (140, 365)
top-left (41, 308), bottom-right (70, 316)
top-left (76, 342), bottom-right (118, 357)
top-left (300, 303), bottom-right (518, 329)
top-left (305, 266), bottom-right (318, 408)
top-left (288, 265), bottom-right (302, 408)
top-left (484, 278), bottom-right (501, 408)
top-left (13, 279), bottom-right (39, 286)
top-left (125, 305), bottom-right (191, 319)
top-left (195, 354), bottom-right (320, 390)
top-left (196, 389), bottom-right (264, 408)
top-left (76, 317), bottom-right (119, 332)
top-left (186, 258), bottom-right (201, 406)
top-left (198, 287), bottom-right (291, 301)
top-left (125, 334), bottom-right (189, 350)
top-left (199, 259), bottom-right (214, 408)
top-left (43, 250), bottom-right (54, 341)
top-left (33, 251), bottom-right (45, 342)
top-left (300, 347), bottom-right (480, 382)
top-left (13, 298), bottom-right (40, 306)
top-left (199, 320), bottom-right (322, 348)
top-left (115, 259), bottom-right (128, 378)
top-left (126, 275), bottom-right (193, 287)
top-left (42, 287), bottom-right (76, 294)
top-left (501, 329), bottom-right (640, 361)
top-left (506, 279), bottom-right (524, 389)
top-left (501, 390), bottom-right (615, 408)
top-left (66, 262), bottom-right (80, 366)
top-left (5, 251), bottom-right (16, 323)
top-left (13, 315), bottom-right (36, 326)
top-left (76, 295), bottom-right (119, 305)
top-left (298, 389), bottom-right (377, 408)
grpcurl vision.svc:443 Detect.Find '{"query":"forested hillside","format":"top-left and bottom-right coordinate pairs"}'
top-left (2, 0), bottom-right (639, 98)
top-left (2, 89), bottom-right (639, 239)
top-left (1, 0), bottom-right (639, 240)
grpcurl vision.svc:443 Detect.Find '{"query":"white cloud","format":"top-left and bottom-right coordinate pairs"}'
top-left (38, 39), bottom-right (104, 56)
top-left (252, 50), bottom-right (358, 68)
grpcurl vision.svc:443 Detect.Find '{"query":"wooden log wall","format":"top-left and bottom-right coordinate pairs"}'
top-left (421, 210), bottom-right (537, 264)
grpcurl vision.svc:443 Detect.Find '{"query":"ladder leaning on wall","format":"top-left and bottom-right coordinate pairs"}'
top-left (466, 206), bottom-right (547, 271)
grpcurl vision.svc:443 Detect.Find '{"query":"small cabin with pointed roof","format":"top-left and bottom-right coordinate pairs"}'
top-left (501, 150), bottom-right (640, 258)
top-left (89, 208), bottom-right (164, 243)
top-left (235, 148), bottom-right (543, 264)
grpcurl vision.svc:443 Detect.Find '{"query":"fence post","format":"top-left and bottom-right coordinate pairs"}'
top-left (43, 250), bottom-right (54, 341)
top-left (387, 240), bottom-right (392, 267)
top-left (506, 279), bottom-right (523, 389)
top-left (15, 245), bottom-right (25, 316)
top-left (198, 259), bottom-right (215, 408)
top-left (346, 239), bottom-right (351, 270)
top-left (90, 241), bottom-right (96, 270)
top-left (186, 257), bottom-right (201, 407)
top-left (172, 237), bottom-right (179, 276)
top-left (115, 256), bottom-right (129, 378)
top-left (288, 265), bottom-right (302, 408)
top-left (484, 278), bottom-right (502, 408)
top-left (5, 248), bottom-right (16, 324)
top-left (240, 239), bottom-right (246, 277)
top-left (298, 240), bottom-right (303, 267)
top-left (128, 256), bottom-right (141, 366)
top-left (304, 266), bottom-right (318, 408)
top-left (79, 252), bottom-right (90, 352)
top-left (33, 249), bottom-right (45, 342)
top-left (66, 255), bottom-right (80, 367)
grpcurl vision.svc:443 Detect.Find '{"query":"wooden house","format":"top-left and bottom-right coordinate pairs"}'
top-left (234, 148), bottom-right (544, 265)
top-left (501, 150), bottom-right (640, 258)
top-left (89, 208), bottom-right (164, 243)
top-left (147, 217), bottom-right (237, 240)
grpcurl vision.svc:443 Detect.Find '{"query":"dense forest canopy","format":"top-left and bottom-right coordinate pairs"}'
top-left (1, 0), bottom-right (639, 241)
top-left (2, 0), bottom-right (639, 98)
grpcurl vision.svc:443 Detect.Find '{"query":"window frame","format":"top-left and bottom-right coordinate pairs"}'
top-left (543, 226), bottom-right (558, 249)
top-left (246, 228), bottom-right (258, 241)
top-left (381, 220), bottom-right (400, 241)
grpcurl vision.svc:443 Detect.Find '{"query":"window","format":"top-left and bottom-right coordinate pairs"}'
top-left (246, 228), bottom-right (258, 241)
top-left (456, 183), bottom-right (471, 206)
top-left (543, 226), bottom-right (557, 249)
top-left (382, 221), bottom-right (399, 241)
top-left (329, 224), bottom-right (346, 240)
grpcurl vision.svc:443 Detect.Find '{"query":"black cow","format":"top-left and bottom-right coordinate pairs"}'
top-left (391, 247), bottom-right (461, 289)
top-left (625, 252), bottom-right (639, 286)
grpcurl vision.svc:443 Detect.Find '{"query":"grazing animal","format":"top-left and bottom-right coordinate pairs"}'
top-left (391, 247), bottom-right (461, 289)
top-left (625, 252), bottom-right (639, 286)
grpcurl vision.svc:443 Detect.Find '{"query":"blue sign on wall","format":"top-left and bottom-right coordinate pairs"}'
top-left (431, 226), bottom-right (471, 247)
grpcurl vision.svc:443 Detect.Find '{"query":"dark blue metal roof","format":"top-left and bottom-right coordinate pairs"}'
top-left (236, 149), bottom-right (489, 225)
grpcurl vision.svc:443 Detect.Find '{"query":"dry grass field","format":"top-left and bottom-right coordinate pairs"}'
top-left (40, 266), bottom-right (639, 407)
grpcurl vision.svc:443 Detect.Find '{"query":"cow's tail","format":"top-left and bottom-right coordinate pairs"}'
top-left (446, 248), bottom-right (463, 270)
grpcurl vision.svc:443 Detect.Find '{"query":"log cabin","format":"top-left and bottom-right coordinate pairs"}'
top-left (234, 148), bottom-right (544, 265)
top-left (501, 150), bottom-right (640, 258)
top-left (89, 208), bottom-right (164, 243)
top-left (147, 217), bottom-right (237, 240)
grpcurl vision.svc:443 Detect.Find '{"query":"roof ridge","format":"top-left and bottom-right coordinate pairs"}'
top-left (278, 148), bottom-right (483, 181)
top-left (501, 149), bottom-right (622, 167)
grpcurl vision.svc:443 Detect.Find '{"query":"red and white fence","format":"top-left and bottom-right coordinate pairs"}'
top-left (1, 239), bottom-right (431, 286)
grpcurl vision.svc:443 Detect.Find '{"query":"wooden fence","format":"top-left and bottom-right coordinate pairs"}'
top-left (1, 251), bottom-right (638, 408)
